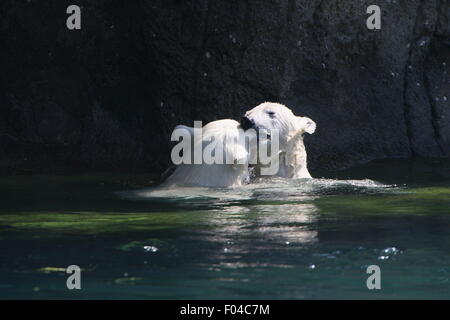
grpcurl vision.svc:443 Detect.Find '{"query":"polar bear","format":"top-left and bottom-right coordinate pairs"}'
top-left (162, 102), bottom-right (316, 188)
top-left (161, 119), bottom-right (253, 188)
top-left (240, 102), bottom-right (316, 179)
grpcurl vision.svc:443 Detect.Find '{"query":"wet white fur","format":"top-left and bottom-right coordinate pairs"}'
top-left (162, 119), bottom-right (251, 187)
top-left (163, 102), bottom-right (316, 188)
top-left (243, 102), bottom-right (316, 179)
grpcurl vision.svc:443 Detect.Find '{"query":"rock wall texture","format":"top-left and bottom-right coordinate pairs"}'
top-left (0, 0), bottom-right (449, 173)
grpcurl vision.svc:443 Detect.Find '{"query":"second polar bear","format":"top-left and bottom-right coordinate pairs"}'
top-left (240, 102), bottom-right (316, 179)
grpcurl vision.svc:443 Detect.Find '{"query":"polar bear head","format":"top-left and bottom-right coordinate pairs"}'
top-left (240, 102), bottom-right (316, 149)
top-left (240, 102), bottom-right (316, 178)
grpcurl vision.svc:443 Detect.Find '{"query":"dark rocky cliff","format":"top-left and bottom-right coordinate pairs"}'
top-left (0, 0), bottom-right (449, 173)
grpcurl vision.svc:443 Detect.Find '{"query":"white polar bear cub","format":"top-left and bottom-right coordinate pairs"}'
top-left (241, 102), bottom-right (316, 179)
top-left (162, 119), bottom-right (251, 188)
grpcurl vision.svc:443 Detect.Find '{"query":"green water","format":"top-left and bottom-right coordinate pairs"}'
top-left (0, 160), bottom-right (449, 299)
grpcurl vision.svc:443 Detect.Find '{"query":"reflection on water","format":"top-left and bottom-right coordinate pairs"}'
top-left (115, 178), bottom-right (397, 272)
top-left (0, 160), bottom-right (449, 299)
top-left (120, 178), bottom-right (396, 257)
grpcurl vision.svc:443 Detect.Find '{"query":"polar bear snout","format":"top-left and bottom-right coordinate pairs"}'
top-left (240, 116), bottom-right (255, 131)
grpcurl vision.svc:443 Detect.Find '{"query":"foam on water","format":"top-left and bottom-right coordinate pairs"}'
top-left (119, 177), bottom-right (399, 203)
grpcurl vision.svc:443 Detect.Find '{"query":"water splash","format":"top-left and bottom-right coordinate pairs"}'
top-left (119, 177), bottom-right (399, 203)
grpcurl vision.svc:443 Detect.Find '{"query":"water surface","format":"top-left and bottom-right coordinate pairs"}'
top-left (0, 160), bottom-right (449, 299)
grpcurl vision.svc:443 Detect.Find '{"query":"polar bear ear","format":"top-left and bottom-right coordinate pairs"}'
top-left (296, 117), bottom-right (316, 134)
top-left (174, 125), bottom-right (194, 137)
